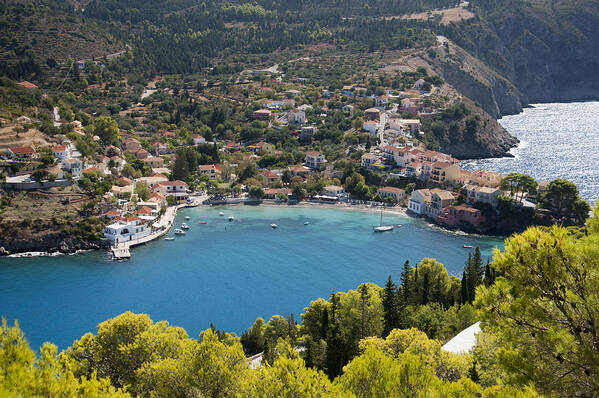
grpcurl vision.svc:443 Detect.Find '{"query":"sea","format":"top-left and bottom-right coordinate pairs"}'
top-left (462, 102), bottom-right (599, 204)
top-left (0, 206), bottom-right (502, 349)
top-left (2, 101), bottom-right (598, 350)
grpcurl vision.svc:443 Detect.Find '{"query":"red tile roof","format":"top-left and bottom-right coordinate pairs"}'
top-left (9, 146), bottom-right (35, 155)
top-left (19, 81), bottom-right (38, 89)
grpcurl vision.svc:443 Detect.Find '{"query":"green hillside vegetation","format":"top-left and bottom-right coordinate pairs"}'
top-left (0, 1), bottom-right (123, 80)
top-left (2, 206), bottom-right (598, 396)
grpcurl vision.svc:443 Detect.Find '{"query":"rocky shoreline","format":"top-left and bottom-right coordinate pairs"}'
top-left (0, 235), bottom-right (109, 257)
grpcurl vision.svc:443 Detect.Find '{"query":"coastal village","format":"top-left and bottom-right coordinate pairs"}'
top-left (0, 64), bottom-right (586, 257)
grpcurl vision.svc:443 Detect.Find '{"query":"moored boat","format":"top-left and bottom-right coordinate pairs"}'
top-left (271, 224), bottom-right (278, 229)
top-left (199, 221), bottom-right (207, 224)
top-left (181, 223), bottom-right (190, 229)
top-left (184, 216), bottom-right (190, 220)
top-left (219, 212), bottom-right (224, 216)
top-left (228, 216), bottom-right (234, 221)
top-left (174, 229), bottom-right (185, 235)
top-left (164, 237), bottom-right (175, 241)
top-left (373, 208), bottom-right (394, 232)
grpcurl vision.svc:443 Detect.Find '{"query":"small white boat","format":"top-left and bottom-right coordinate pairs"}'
top-left (184, 216), bottom-right (190, 220)
top-left (304, 222), bottom-right (309, 225)
top-left (174, 229), bottom-right (185, 235)
top-left (463, 245), bottom-right (473, 249)
top-left (397, 224), bottom-right (403, 227)
top-left (199, 221), bottom-right (207, 224)
top-left (373, 208), bottom-right (394, 232)
top-left (219, 212), bottom-right (225, 216)
top-left (181, 223), bottom-right (190, 229)
top-left (271, 224), bottom-right (278, 229)
top-left (228, 216), bottom-right (234, 221)
top-left (164, 237), bottom-right (175, 241)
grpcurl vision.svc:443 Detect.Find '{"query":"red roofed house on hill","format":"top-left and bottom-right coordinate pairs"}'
top-left (6, 146), bottom-right (36, 159)
top-left (19, 81), bottom-right (39, 89)
top-left (152, 180), bottom-right (189, 201)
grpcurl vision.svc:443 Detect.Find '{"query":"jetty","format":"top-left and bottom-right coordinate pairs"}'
top-left (111, 245), bottom-right (131, 260)
top-left (109, 195), bottom-right (204, 260)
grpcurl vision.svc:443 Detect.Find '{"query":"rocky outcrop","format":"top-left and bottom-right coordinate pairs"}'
top-left (424, 43), bottom-right (526, 118)
top-left (0, 231), bottom-right (109, 256)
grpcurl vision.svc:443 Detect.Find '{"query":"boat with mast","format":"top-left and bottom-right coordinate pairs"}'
top-left (373, 208), bottom-right (394, 232)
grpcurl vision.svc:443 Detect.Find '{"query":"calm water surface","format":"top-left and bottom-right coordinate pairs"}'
top-left (0, 206), bottom-right (503, 349)
top-left (462, 102), bottom-right (599, 203)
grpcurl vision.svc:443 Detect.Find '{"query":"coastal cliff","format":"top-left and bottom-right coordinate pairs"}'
top-left (444, 0), bottom-right (599, 106)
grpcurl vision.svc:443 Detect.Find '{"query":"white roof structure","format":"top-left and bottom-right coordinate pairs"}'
top-left (441, 321), bottom-right (481, 354)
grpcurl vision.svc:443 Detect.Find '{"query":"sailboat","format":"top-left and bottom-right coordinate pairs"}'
top-left (373, 208), bottom-right (394, 232)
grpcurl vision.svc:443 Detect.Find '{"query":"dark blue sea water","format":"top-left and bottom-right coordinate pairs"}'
top-left (462, 102), bottom-right (599, 204)
top-left (0, 206), bottom-right (503, 349)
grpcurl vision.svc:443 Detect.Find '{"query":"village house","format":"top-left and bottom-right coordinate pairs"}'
top-left (287, 109), bottom-right (306, 125)
top-left (425, 190), bottom-right (455, 218)
top-left (361, 153), bottom-right (380, 169)
top-left (466, 185), bottom-right (502, 207)
top-left (153, 180), bottom-right (189, 201)
top-left (323, 185), bottom-right (347, 199)
top-left (438, 205), bottom-right (486, 228)
top-left (52, 144), bottom-right (70, 161)
top-left (304, 151), bottom-right (326, 170)
top-left (469, 169), bottom-right (503, 188)
top-left (62, 158), bottom-right (82, 179)
top-left (364, 108), bottom-right (380, 121)
top-left (343, 104), bottom-right (354, 115)
top-left (103, 217), bottom-right (151, 244)
top-left (142, 157), bottom-right (164, 169)
top-left (125, 138), bottom-right (141, 152)
top-left (253, 109), bottom-right (272, 120)
top-left (405, 161), bottom-right (423, 178)
top-left (6, 146), bottom-right (36, 159)
top-left (260, 169), bottom-right (281, 186)
top-left (152, 142), bottom-right (169, 155)
top-left (198, 164), bottom-right (223, 180)
top-left (288, 165), bottom-right (312, 177)
top-left (363, 120), bottom-right (378, 135)
top-left (430, 162), bottom-right (461, 186)
top-left (138, 173), bottom-right (169, 189)
top-left (377, 187), bottom-right (406, 202)
top-left (263, 188), bottom-right (291, 200)
top-left (192, 135), bottom-right (206, 145)
top-left (263, 100), bottom-right (283, 109)
top-left (388, 118), bottom-right (421, 134)
top-left (300, 126), bottom-right (318, 140)
top-left (247, 141), bottom-right (274, 154)
top-left (148, 192), bottom-right (167, 208)
top-left (408, 189), bottom-right (432, 215)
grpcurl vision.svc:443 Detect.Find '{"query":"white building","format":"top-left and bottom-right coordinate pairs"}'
top-left (62, 158), bottom-right (82, 179)
top-left (323, 185), bottom-right (347, 199)
top-left (192, 135), bottom-right (206, 145)
top-left (363, 120), bottom-right (378, 135)
top-left (153, 180), bottom-right (189, 200)
top-left (103, 217), bottom-right (151, 244)
top-left (304, 151), bottom-right (326, 170)
top-left (52, 144), bottom-right (70, 161)
top-left (408, 189), bottom-right (433, 215)
top-left (287, 109), bottom-right (306, 125)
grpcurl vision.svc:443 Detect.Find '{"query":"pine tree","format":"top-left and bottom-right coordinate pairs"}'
top-left (382, 276), bottom-right (400, 337)
top-left (421, 271), bottom-right (430, 305)
top-left (399, 260), bottom-right (410, 302)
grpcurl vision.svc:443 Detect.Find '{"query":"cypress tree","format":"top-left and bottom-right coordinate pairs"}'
top-left (460, 270), bottom-right (469, 305)
top-left (400, 260), bottom-right (410, 302)
top-left (421, 271), bottom-right (430, 305)
top-left (382, 275), bottom-right (399, 337)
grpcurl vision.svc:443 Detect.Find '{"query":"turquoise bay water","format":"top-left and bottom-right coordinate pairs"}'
top-left (463, 102), bottom-right (599, 203)
top-left (0, 205), bottom-right (503, 349)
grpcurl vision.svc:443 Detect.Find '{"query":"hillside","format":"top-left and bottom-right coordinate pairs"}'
top-left (444, 0), bottom-right (599, 103)
top-left (0, 1), bottom-right (124, 81)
